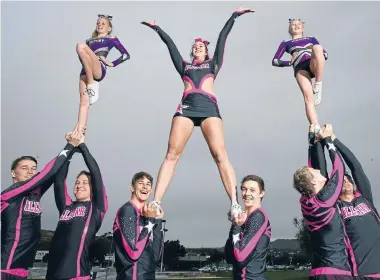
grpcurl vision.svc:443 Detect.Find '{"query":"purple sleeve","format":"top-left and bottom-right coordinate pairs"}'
top-left (111, 37), bottom-right (130, 67)
top-left (315, 138), bottom-right (345, 206)
top-left (272, 41), bottom-right (291, 67)
top-left (1, 143), bottom-right (75, 202)
top-left (78, 144), bottom-right (108, 217)
top-left (152, 219), bottom-right (163, 262)
top-left (114, 207), bottom-right (153, 261)
top-left (233, 210), bottom-right (268, 268)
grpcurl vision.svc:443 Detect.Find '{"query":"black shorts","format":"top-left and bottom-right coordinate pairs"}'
top-left (294, 59), bottom-right (315, 78)
top-left (173, 92), bottom-right (222, 126)
top-left (355, 277), bottom-right (380, 280)
top-left (310, 275), bottom-right (354, 280)
top-left (0, 272), bottom-right (27, 280)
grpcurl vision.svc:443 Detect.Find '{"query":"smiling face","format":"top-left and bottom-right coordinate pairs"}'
top-left (95, 16), bottom-right (112, 37)
top-left (131, 176), bottom-right (152, 202)
top-left (288, 19), bottom-right (304, 36)
top-left (192, 41), bottom-right (208, 60)
top-left (74, 173), bottom-right (92, 202)
top-left (241, 180), bottom-right (264, 208)
top-left (341, 175), bottom-right (355, 196)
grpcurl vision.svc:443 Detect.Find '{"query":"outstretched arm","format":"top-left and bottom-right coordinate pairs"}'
top-left (333, 138), bottom-right (373, 204)
top-left (78, 143), bottom-right (108, 216)
top-left (111, 37), bottom-right (131, 67)
top-left (308, 131), bottom-right (329, 178)
top-left (315, 136), bottom-right (345, 206)
top-left (53, 149), bottom-right (79, 213)
top-left (233, 210), bottom-right (268, 268)
top-left (1, 143), bottom-right (76, 203)
top-left (142, 21), bottom-right (185, 75)
top-left (213, 9), bottom-right (254, 74)
top-left (272, 41), bottom-right (291, 67)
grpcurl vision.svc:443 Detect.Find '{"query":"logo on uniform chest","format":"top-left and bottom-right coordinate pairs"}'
top-left (340, 202), bottom-right (372, 219)
top-left (60, 206), bottom-right (87, 221)
top-left (185, 63), bottom-right (210, 71)
top-left (89, 39), bottom-right (105, 45)
top-left (24, 200), bottom-right (41, 214)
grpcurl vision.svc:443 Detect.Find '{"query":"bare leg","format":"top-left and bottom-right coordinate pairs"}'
top-left (310, 45), bottom-right (325, 82)
top-left (75, 43), bottom-right (103, 133)
top-left (153, 116), bottom-right (194, 202)
top-left (75, 75), bottom-right (90, 134)
top-left (200, 117), bottom-right (238, 205)
top-left (296, 71), bottom-right (319, 125)
top-left (76, 43), bottom-right (102, 83)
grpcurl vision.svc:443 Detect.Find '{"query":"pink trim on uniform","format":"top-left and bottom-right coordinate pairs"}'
top-left (69, 276), bottom-right (91, 280)
top-left (76, 203), bottom-right (93, 277)
top-left (0, 269), bottom-right (29, 277)
top-left (6, 198), bottom-right (25, 269)
top-left (310, 267), bottom-right (352, 276)
top-left (1, 159), bottom-right (57, 201)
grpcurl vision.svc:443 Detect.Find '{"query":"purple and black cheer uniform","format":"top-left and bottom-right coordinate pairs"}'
top-left (272, 37), bottom-right (328, 78)
top-left (80, 35), bottom-right (130, 82)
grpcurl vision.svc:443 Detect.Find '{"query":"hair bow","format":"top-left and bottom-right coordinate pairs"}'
top-left (98, 14), bottom-right (113, 21)
top-left (288, 18), bottom-right (305, 23)
top-left (194, 38), bottom-right (210, 46)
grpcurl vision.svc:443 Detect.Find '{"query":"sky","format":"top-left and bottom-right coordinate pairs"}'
top-left (1, 1), bottom-right (379, 248)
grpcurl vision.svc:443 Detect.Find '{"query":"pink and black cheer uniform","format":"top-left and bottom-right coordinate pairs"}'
top-left (1, 144), bottom-right (75, 280)
top-left (225, 208), bottom-right (271, 280)
top-left (304, 137), bottom-right (353, 280)
top-left (46, 144), bottom-right (108, 280)
top-left (143, 10), bottom-right (251, 126)
top-left (310, 136), bottom-right (380, 279)
top-left (113, 201), bottom-right (163, 280)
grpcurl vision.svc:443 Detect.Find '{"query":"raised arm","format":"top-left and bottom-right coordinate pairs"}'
top-left (272, 41), bottom-right (291, 67)
top-left (114, 206), bottom-right (155, 261)
top-left (111, 37), bottom-right (131, 67)
top-left (53, 149), bottom-right (79, 214)
top-left (141, 21), bottom-right (185, 75)
top-left (213, 9), bottom-right (254, 73)
top-left (233, 210), bottom-right (268, 268)
top-left (152, 219), bottom-right (163, 262)
top-left (308, 134), bottom-right (328, 178)
top-left (1, 143), bottom-right (76, 203)
top-left (78, 143), bottom-right (108, 215)
top-left (315, 136), bottom-right (345, 206)
top-left (333, 138), bottom-right (373, 204)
